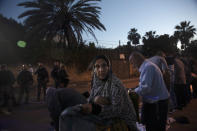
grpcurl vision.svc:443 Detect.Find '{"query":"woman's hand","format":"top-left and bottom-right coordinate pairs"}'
top-left (94, 96), bottom-right (110, 105)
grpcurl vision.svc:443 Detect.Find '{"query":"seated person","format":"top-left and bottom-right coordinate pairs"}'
top-left (59, 55), bottom-right (137, 131)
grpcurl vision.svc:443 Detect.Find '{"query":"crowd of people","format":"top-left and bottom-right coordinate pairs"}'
top-left (0, 60), bottom-right (69, 115)
top-left (129, 51), bottom-right (197, 131)
top-left (46, 53), bottom-right (197, 131)
top-left (0, 52), bottom-right (197, 131)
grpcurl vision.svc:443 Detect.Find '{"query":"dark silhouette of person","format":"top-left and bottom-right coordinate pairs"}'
top-left (35, 62), bottom-right (49, 101)
top-left (59, 65), bottom-right (69, 88)
top-left (51, 60), bottom-right (61, 88)
top-left (46, 79), bottom-right (86, 131)
top-left (17, 65), bottom-right (33, 104)
top-left (0, 64), bottom-right (15, 114)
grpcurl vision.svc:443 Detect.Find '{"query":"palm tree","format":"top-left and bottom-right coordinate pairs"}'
top-left (142, 31), bottom-right (158, 57)
top-left (143, 31), bottom-right (158, 41)
top-left (174, 21), bottom-right (196, 50)
top-left (127, 28), bottom-right (141, 47)
top-left (18, 0), bottom-right (106, 48)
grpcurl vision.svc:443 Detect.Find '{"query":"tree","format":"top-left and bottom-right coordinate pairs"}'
top-left (185, 40), bottom-right (197, 58)
top-left (127, 28), bottom-right (141, 47)
top-left (88, 42), bottom-right (96, 48)
top-left (18, 0), bottom-right (106, 48)
top-left (142, 31), bottom-right (158, 56)
top-left (0, 14), bottom-right (27, 63)
top-left (142, 31), bottom-right (158, 42)
top-left (174, 21), bottom-right (196, 50)
top-left (142, 32), bottom-right (178, 57)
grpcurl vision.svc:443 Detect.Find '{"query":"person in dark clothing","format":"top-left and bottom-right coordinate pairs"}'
top-left (35, 62), bottom-right (49, 101)
top-left (174, 57), bottom-right (187, 110)
top-left (46, 79), bottom-right (86, 131)
top-left (0, 64), bottom-right (15, 113)
top-left (191, 59), bottom-right (197, 98)
top-left (51, 60), bottom-right (61, 88)
top-left (192, 76), bottom-right (197, 98)
top-left (165, 55), bottom-right (178, 111)
top-left (59, 65), bottom-right (69, 87)
top-left (17, 65), bottom-right (33, 104)
top-left (180, 57), bottom-right (193, 103)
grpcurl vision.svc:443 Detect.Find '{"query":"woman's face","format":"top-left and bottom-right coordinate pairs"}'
top-left (94, 59), bottom-right (109, 80)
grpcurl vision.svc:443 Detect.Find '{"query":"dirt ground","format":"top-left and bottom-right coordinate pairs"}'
top-left (0, 78), bottom-right (197, 131)
top-left (168, 99), bottom-right (197, 131)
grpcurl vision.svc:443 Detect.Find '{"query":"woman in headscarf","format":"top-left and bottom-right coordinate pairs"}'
top-left (59, 55), bottom-right (137, 131)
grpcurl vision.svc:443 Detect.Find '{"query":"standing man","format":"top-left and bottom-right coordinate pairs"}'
top-left (28, 64), bottom-right (34, 75)
top-left (51, 60), bottom-right (60, 88)
top-left (149, 51), bottom-right (168, 74)
top-left (0, 64), bottom-right (15, 114)
top-left (165, 53), bottom-right (177, 112)
top-left (174, 56), bottom-right (187, 109)
top-left (35, 62), bottom-right (49, 101)
top-left (149, 51), bottom-right (170, 90)
top-left (180, 56), bottom-right (192, 103)
top-left (17, 65), bottom-right (33, 104)
top-left (59, 65), bottom-right (69, 87)
top-left (129, 52), bottom-right (169, 131)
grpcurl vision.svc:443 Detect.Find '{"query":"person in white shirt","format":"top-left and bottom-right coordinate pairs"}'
top-left (129, 51), bottom-right (169, 131)
top-left (149, 51), bottom-right (168, 74)
top-left (149, 51), bottom-right (171, 90)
